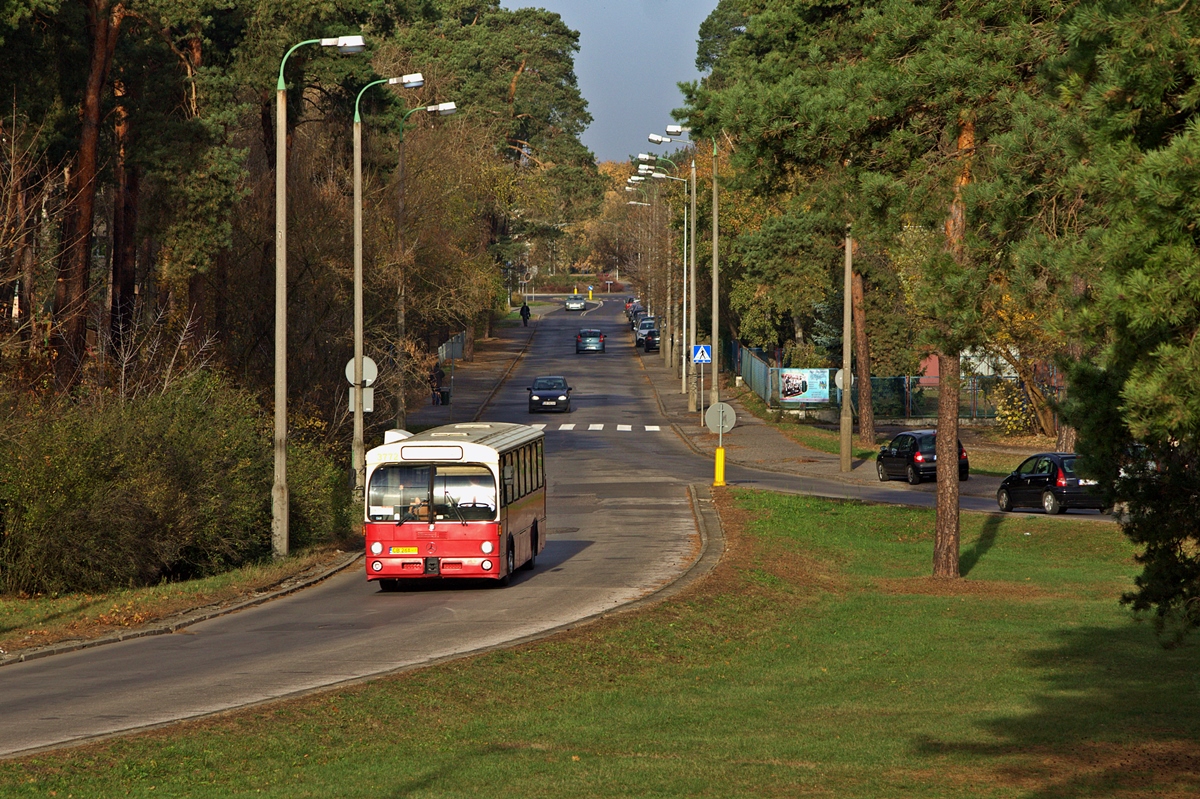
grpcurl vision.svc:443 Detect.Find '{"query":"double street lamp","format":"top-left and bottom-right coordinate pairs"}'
top-left (274, 35), bottom-right (366, 560)
top-left (352, 73), bottom-right (428, 498)
top-left (649, 127), bottom-right (703, 411)
top-left (639, 152), bottom-right (689, 384)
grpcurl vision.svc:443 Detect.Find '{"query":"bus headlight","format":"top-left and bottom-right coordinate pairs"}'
top-left (370, 541), bottom-right (383, 555)
top-left (371, 560), bottom-right (383, 572)
top-left (481, 560), bottom-right (493, 571)
top-left (481, 541), bottom-right (495, 554)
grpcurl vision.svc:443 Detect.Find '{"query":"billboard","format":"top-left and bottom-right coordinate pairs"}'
top-left (780, 368), bottom-right (830, 403)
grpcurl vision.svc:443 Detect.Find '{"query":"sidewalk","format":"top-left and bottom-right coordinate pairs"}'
top-left (404, 321), bottom-right (535, 427)
top-left (632, 344), bottom-right (1021, 500)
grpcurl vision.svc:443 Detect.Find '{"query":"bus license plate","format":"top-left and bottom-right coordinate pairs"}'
top-left (390, 546), bottom-right (418, 555)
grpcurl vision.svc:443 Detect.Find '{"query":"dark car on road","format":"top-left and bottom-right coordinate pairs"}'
top-left (876, 429), bottom-right (969, 484)
top-left (643, 328), bottom-right (660, 352)
top-left (996, 452), bottom-right (1105, 514)
top-left (576, 329), bottom-right (606, 353)
top-left (527, 376), bottom-right (572, 413)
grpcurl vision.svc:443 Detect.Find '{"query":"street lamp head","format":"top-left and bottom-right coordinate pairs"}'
top-left (637, 153), bottom-right (655, 162)
top-left (648, 133), bottom-right (667, 144)
top-left (322, 35), bottom-right (366, 53)
top-left (666, 124), bottom-right (689, 135)
top-left (390, 72), bottom-right (424, 88)
top-left (429, 101), bottom-right (457, 115)
top-left (629, 175), bottom-right (646, 182)
top-left (651, 172), bottom-right (668, 179)
top-left (624, 186), bottom-right (637, 192)
top-left (638, 165), bottom-right (653, 173)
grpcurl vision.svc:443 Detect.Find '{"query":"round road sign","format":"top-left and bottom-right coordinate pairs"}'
top-left (705, 402), bottom-right (737, 435)
top-left (345, 356), bottom-right (378, 386)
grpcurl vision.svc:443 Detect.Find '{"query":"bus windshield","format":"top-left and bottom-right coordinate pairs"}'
top-left (367, 463), bottom-right (496, 522)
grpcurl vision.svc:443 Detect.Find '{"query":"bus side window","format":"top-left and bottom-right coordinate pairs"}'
top-left (521, 445), bottom-right (530, 497)
top-left (536, 440), bottom-right (544, 488)
top-left (502, 455), bottom-right (515, 505)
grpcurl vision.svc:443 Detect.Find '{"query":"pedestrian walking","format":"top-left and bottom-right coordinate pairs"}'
top-left (430, 364), bottom-right (445, 405)
top-left (519, 302), bottom-right (531, 327)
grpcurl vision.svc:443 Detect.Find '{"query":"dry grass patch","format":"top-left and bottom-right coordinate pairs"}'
top-left (0, 547), bottom-right (354, 656)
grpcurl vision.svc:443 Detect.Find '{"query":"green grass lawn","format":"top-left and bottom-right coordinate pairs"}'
top-left (4, 493), bottom-right (1197, 798)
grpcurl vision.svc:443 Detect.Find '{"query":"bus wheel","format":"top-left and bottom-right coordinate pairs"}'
top-left (498, 539), bottom-right (516, 587)
top-left (523, 526), bottom-right (538, 570)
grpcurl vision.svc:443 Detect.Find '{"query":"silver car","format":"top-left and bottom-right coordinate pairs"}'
top-left (635, 317), bottom-right (657, 346)
top-left (565, 294), bottom-right (586, 311)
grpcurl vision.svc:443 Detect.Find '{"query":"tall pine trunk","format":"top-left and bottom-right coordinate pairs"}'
top-left (933, 117), bottom-right (974, 579)
top-left (54, 0), bottom-right (124, 388)
top-left (110, 77), bottom-right (138, 355)
top-left (933, 352), bottom-right (962, 577)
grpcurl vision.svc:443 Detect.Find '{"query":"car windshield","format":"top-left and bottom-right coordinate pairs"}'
top-left (532, 377), bottom-right (567, 391)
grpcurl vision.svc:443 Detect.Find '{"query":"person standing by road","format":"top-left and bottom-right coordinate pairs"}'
top-left (519, 302), bottom-right (531, 327)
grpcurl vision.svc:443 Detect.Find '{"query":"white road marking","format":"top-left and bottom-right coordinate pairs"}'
top-left (588, 424), bottom-right (604, 430)
top-left (617, 424), bottom-right (633, 431)
top-left (645, 425), bottom-right (660, 432)
top-left (530, 424), bottom-right (547, 430)
top-left (559, 423), bottom-right (576, 430)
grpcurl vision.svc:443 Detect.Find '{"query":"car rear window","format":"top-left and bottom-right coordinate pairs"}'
top-left (918, 436), bottom-right (936, 453)
top-left (1061, 457), bottom-right (1077, 476)
top-left (580, 330), bottom-right (600, 337)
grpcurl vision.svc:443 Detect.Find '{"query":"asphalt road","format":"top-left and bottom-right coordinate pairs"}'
top-left (0, 299), bottom-right (1101, 758)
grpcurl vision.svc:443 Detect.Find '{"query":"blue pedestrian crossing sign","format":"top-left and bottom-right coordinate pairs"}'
top-left (692, 345), bottom-right (712, 364)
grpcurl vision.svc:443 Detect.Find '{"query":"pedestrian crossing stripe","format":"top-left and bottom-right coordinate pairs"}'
top-left (527, 423), bottom-right (664, 432)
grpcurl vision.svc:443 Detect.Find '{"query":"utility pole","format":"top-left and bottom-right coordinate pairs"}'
top-left (840, 226), bottom-right (853, 472)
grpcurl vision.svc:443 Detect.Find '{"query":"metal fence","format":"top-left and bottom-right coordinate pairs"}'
top-left (729, 341), bottom-right (1044, 422)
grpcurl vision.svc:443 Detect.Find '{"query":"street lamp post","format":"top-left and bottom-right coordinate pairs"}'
top-left (641, 152), bottom-right (688, 384)
top-left (274, 34), bottom-right (365, 560)
top-left (650, 130), bottom-right (700, 411)
top-left (352, 73), bottom-right (424, 498)
top-left (392, 99), bottom-right (457, 434)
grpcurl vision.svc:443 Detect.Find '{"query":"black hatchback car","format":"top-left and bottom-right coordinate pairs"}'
top-left (876, 430), bottom-right (969, 484)
top-left (527, 376), bottom-right (572, 413)
top-left (996, 452), bottom-right (1105, 514)
top-left (643, 329), bottom-right (660, 352)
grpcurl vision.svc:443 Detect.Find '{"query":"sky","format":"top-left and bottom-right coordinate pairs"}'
top-left (502, 0), bottom-right (721, 164)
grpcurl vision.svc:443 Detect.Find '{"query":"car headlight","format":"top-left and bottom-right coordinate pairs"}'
top-left (558, 395), bottom-right (568, 400)
top-left (481, 540), bottom-right (495, 554)
top-left (370, 541), bottom-right (383, 555)
top-left (530, 394), bottom-right (540, 401)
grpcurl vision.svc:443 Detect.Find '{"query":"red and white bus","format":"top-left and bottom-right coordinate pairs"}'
top-left (364, 422), bottom-right (546, 589)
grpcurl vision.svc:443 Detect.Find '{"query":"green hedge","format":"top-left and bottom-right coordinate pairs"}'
top-left (0, 373), bottom-right (349, 595)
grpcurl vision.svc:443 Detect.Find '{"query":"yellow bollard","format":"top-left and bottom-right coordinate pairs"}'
top-left (714, 447), bottom-right (726, 487)
top-left (588, 288), bottom-right (593, 300)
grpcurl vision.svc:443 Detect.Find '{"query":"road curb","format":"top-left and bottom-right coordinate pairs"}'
top-left (0, 552), bottom-right (363, 668)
